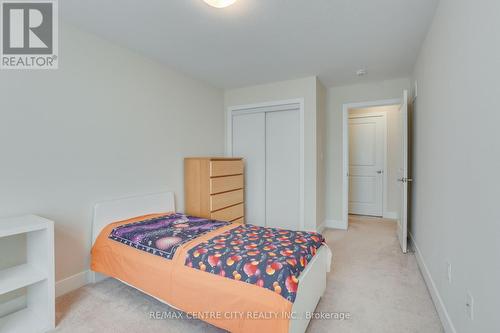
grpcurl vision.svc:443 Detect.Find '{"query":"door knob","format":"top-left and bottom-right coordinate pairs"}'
top-left (377, 170), bottom-right (383, 174)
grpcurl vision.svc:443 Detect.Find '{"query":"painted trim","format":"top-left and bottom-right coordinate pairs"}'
top-left (409, 233), bottom-right (457, 333)
top-left (342, 98), bottom-right (401, 230)
top-left (383, 211), bottom-right (399, 220)
top-left (226, 98), bottom-right (306, 231)
top-left (55, 270), bottom-right (91, 298)
top-left (323, 219), bottom-right (347, 230)
top-left (316, 222), bottom-right (325, 233)
top-left (348, 112), bottom-right (388, 119)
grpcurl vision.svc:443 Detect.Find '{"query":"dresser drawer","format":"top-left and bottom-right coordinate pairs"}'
top-left (210, 189), bottom-right (244, 212)
top-left (210, 175), bottom-right (243, 194)
top-left (231, 217), bottom-right (245, 224)
top-left (210, 160), bottom-right (243, 177)
top-left (211, 203), bottom-right (244, 222)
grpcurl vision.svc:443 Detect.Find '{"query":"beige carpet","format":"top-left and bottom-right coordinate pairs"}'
top-left (52, 216), bottom-right (443, 333)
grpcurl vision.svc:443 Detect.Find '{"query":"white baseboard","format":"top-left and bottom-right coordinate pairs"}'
top-left (55, 270), bottom-right (91, 298)
top-left (323, 219), bottom-right (347, 230)
top-left (383, 211), bottom-right (398, 219)
top-left (0, 295), bottom-right (26, 317)
top-left (409, 233), bottom-right (457, 333)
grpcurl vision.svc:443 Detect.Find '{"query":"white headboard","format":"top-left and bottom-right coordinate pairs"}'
top-left (91, 191), bottom-right (175, 246)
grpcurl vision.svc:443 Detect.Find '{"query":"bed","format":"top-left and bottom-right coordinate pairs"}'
top-left (90, 191), bottom-right (332, 333)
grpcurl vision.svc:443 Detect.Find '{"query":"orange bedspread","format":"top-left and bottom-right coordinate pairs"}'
top-left (91, 213), bottom-right (292, 333)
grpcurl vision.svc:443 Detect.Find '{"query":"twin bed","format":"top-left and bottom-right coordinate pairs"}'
top-left (90, 192), bottom-right (332, 333)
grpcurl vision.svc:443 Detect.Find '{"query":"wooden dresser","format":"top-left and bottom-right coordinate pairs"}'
top-left (184, 157), bottom-right (245, 223)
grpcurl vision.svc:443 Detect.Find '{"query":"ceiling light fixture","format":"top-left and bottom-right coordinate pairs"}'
top-left (356, 69), bottom-right (367, 77)
top-left (203, 0), bottom-right (237, 8)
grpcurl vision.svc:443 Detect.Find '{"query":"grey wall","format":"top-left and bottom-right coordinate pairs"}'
top-left (411, 0), bottom-right (500, 331)
top-left (0, 23), bottom-right (225, 283)
top-left (316, 79), bottom-right (327, 229)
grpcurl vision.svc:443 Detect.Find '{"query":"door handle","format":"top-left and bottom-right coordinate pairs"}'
top-left (398, 177), bottom-right (413, 183)
top-left (377, 170), bottom-right (383, 174)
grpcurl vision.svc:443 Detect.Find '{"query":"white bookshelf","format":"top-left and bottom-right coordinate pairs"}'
top-left (0, 215), bottom-right (55, 333)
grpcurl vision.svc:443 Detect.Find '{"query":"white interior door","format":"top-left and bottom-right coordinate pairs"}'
top-left (398, 90), bottom-right (409, 253)
top-left (348, 115), bottom-right (385, 216)
top-left (265, 110), bottom-right (300, 229)
top-left (232, 112), bottom-right (266, 226)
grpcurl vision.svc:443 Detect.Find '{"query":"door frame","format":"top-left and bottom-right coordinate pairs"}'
top-left (225, 98), bottom-right (305, 230)
top-left (348, 111), bottom-right (387, 217)
top-left (341, 98), bottom-right (401, 230)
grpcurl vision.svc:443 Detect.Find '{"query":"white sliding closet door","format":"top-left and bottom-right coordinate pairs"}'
top-left (265, 110), bottom-right (300, 230)
top-left (232, 112), bottom-right (266, 226)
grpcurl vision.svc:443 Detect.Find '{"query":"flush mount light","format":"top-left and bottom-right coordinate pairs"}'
top-left (356, 69), bottom-right (367, 77)
top-left (203, 0), bottom-right (237, 8)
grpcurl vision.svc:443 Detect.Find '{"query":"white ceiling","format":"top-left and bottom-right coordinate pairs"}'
top-left (61, 0), bottom-right (438, 88)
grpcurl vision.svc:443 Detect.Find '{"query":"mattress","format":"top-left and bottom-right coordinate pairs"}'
top-left (91, 213), bottom-right (325, 333)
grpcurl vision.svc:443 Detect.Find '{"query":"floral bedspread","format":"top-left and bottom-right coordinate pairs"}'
top-left (185, 224), bottom-right (325, 302)
top-left (109, 213), bottom-right (230, 260)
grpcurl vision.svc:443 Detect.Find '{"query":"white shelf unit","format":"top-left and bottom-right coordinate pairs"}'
top-left (0, 215), bottom-right (55, 333)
